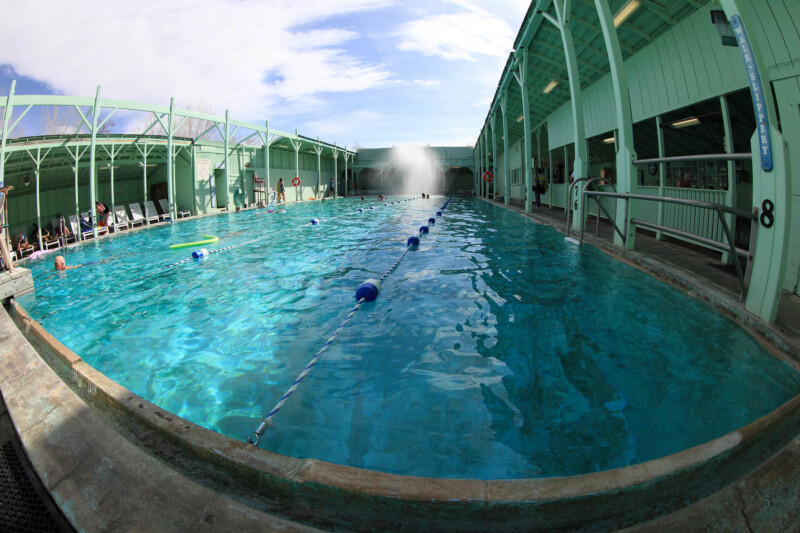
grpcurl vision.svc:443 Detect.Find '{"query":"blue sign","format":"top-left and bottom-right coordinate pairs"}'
top-left (730, 15), bottom-right (773, 172)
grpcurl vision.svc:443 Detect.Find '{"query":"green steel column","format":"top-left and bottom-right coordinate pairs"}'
top-left (34, 148), bottom-right (42, 251)
top-left (264, 120), bottom-right (271, 195)
top-left (66, 145), bottom-right (85, 241)
top-left (140, 145), bottom-right (148, 223)
top-left (549, 148), bottom-right (554, 208)
top-left (293, 132), bottom-right (300, 202)
top-left (89, 85), bottom-right (101, 238)
top-left (0, 80), bottom-right (15, 188)
top-left (536, 127), bottom-right (543, 206)
top-left (513, 48), bottom-right (534, 212)
top-left (721, 0), bottom-right (789, 321)
top-left (500, 95), bottom-right (510, 206)
top-left (191, 144), bottom-right (197, 215)
top-left (167, 97), bottom-right (175, 219)
top-left (545, 1), bottom-right (587, 229)
top-left (315, 138), bottom-right (322, 198)
top-left (490, 116), bottom-right (497, 199)
top-left (344, 150), bottom-right (349, 196)
top-left (108, 147), bottom-right (117, 231)
top-left (594, 0), bottom-right (637, 248)
top-left (720, 94), bottom-right (736, 264)
top-left (655, 116), bottom-right (665, 240)
top-left (477, 136), bottom-right (482, 197)
top-left (223, 110), bottom-right (230, 210)
top-left (332, 148), bottom-right (339, 197)
top-left (485, 127), bottom-right (491, 199)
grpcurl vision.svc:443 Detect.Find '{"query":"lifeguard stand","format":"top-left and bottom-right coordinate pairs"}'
top-left (253, 174), bottom-right (266, 206)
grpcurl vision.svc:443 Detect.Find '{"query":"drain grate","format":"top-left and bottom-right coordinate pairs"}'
top-left (0, 439), bottom-right (73, 532)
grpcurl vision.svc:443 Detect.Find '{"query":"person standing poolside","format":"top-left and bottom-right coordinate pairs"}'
top-left (277, 178), bottom-right (286, 203)
top-left (533, 168), bottom-right (548, 208)
top-left (329, 176), bottom-right (335, 196)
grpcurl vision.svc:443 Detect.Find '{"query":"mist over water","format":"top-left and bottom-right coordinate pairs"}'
top-left (390, 146), bottom-right (442, 195)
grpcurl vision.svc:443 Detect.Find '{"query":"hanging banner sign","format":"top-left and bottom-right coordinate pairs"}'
top-left (730, 15), bottom-right (773, 172)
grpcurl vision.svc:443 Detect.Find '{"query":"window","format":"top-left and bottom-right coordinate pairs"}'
top-left (511, 168), bottom-right (520, 185)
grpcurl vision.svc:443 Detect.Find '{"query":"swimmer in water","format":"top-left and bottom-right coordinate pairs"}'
top-left (54, 255), bottom-right (81, 271)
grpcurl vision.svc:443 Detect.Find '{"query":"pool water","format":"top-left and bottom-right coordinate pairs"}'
top-left (18, 196), bottom-right (800, 479)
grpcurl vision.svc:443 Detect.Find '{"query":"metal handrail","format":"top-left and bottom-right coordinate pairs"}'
top-left (565, 177), bottom-right (588, 239)
top-left (580, 190), bottom-right (758, 300)
top-left (565, 178), bottom-right (625, 244)
top-left (633, 153), bottom-right (752, 165)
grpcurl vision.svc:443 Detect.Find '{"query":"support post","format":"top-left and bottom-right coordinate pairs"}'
top-left (224, 110), bottom-right (230, 210)
top-left (720, 94), bottom-right (737, 264)
top-left (167, 97), bottom-right (175, 219)
top-left (332, 148), bottom-right (339, 197)
top-left (499, 96), bottom-right (510, 206)
top-left (594, 0), bottom-right (637, 248)
top-left (513, 48), bottom-right (534, 212)
top-left (89, 85), bottom-right (101, 238)
top-left (655, 115), bottom-right (666, 239)
top-left (545, 1), bottom-right (587, 228)
top-left (315, 137), bottom-right (323, 198)
top-left (720, 0), bottom-right (789, 321)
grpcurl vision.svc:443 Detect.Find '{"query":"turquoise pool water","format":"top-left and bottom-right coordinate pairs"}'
top-left (18, 196), bottom-right (800, 479)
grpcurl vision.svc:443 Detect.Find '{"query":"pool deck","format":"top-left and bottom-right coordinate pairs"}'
top-left (0, 196), bottom-right (799, 531)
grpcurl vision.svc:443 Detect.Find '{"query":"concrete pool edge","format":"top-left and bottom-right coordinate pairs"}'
top-left (5, 300), bottom-right (800, 531)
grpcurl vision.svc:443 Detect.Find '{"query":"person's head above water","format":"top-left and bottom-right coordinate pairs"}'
top-left (54, 256), bottom-right (66, 270)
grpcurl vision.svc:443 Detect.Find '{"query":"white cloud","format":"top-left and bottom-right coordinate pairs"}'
top-left (0, 0), bottom-right (394, 121)
top-left (395, 1), bottom-right (517, 61)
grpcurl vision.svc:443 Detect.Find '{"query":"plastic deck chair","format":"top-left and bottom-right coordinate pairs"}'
top-left (131, 202), bottom-right (158, 224)
top-left (113, 207), bottom-right (134, 230)
top-left (158, 199), bottom-right (190, 219)
top-left (126, 204), bottom-right (146, 227)
top-left (146, 200), bottom-right (170, 222)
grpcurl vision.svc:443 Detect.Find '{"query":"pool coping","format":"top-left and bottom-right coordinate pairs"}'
top-left (6, 221), bottom-right (800, 531)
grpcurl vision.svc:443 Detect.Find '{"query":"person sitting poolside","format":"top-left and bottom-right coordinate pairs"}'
top-left (16, 234), bottom-right (34, 255)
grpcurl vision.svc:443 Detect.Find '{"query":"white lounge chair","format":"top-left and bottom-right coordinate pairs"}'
top-left (131, 202), bottom-right (158, 224)
top-left (114, 206), bottom-right (136, 230)
top-left (146, 200), bottom-right (170, 222)
top-left (69, 214), bottom-right (93, 240)
top-left (158, 199), bottom-right (191, 219)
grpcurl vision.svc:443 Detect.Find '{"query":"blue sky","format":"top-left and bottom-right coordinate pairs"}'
top-left (0, 0), bottom-right (529, 148)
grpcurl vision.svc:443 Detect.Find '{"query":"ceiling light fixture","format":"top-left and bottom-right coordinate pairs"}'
top-left (613, 0), bottom-right (641, 28)
top-left (671, 117), bottom-right (701, 128)
top-left (542, 79), bottom-right (559, 94)
top-left (516, 115), bottom-right (524, 123)
top-left (603, 136), bottom-right (616, 144)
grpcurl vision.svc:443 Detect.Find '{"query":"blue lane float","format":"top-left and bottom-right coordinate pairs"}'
top-left (192, 248), bottom-right (210, 259)
top-left (407, 235), bottom-right (420, 248)
top-left (419, 225), bottom-right (429, 234)
top-left (428, 217), bottom-right (435, 225)
top-left (355, 278), bottom-right (381, 302)
top-left (359, 208), bottom-right (364, 212)
top-left (436, 211), bottom-right (442, 216)
top-left (311, 218), bottom-right (320, 225)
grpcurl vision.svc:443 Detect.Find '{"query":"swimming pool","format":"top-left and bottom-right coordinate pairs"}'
top-left (18, 196), bottom-right (800, 480)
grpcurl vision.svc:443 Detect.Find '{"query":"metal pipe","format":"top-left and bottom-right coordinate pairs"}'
top-left (633, 153), bottom-right (751, 165)
top-left (631, 219), bottom-right (749, 259)
top-left (584, 190), bottom-right (756, 220)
